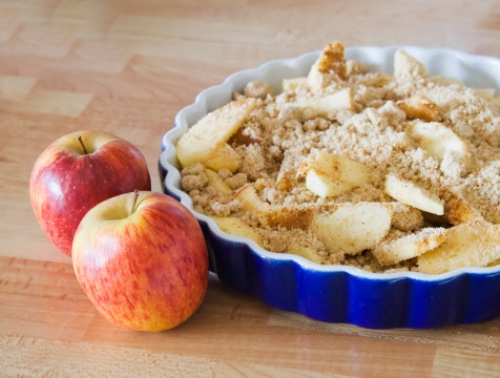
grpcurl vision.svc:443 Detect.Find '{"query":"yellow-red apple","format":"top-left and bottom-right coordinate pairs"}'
top-left (72, 191), bottom-right (209, 332)
top-left (30, 130), bottom-right (151, 256)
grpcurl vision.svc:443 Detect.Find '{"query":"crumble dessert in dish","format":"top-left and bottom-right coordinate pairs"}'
top-left (175, 42), bottom-right (500, 274)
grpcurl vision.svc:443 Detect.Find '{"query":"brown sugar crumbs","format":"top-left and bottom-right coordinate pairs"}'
top-left (177, 42), bottom-right (500, 274)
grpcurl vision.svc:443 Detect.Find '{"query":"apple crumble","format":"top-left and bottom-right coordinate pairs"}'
top-left (176, 42), bottom-right (500, 274)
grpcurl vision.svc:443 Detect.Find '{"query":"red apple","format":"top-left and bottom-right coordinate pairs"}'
top-left (30, 130), bottom-right (151, 256)
top-left (72, 190), bottom-right (209, 332)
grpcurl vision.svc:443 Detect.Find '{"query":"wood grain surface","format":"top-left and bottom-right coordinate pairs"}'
top-left (1, 1), bottom-right (500, 377)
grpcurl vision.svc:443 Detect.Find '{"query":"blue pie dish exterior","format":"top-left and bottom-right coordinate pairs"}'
top-left (159, 46), bottom-right (500, 329)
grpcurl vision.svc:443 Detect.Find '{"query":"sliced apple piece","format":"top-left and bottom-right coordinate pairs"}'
top-left (385, 174), bottom-right (444, 215)
top-left (211, 216), bottom-right (262, 245)
top-left (373, 228), bottom-right (447, 266)
top-left (205, 168), bottom-right (232, 195)
top-left (286, 243), bottom-right (324, 264)
top-left (305, 150), bottom-right (370, 198)
top-left (418, 221), bottom-right (500, 274)
top-left (309, 202), bottom-right (392, 256)
top-left (205, 143), bottom-right (241, 172)
top-left (306, 170), bottom-right (352, 198)
top-left (308, 41), bottom-right (347, 81)
top-left (407, 121), bottom-right (471, 167)
top-left (306, 169), bottom-right (353, 198)
top-left (176, 98), bottom-right (256, 168)
top-left (298, 88), bottom-right (353, 117)
top-left (234, 184), bottom-right (267, 213)
top-left (394, 50), bottom-right (428, 79)
top-left (397, 95), bottom-right (440, 122)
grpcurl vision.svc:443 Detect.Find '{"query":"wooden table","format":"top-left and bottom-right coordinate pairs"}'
top-left (1, 1), bottom-right (500, 376)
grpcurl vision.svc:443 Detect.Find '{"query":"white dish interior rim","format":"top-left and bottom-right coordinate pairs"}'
top-left (161, 45), bottom-right (500, 282)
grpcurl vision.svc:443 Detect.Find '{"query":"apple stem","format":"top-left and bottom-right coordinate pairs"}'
top-left (131, 190), bottom-right (139, 215)
top-left (77, 136), bottom-right (88, 154)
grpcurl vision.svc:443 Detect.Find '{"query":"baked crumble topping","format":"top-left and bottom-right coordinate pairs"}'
top-left (176, 42), bottom-right (500, 274)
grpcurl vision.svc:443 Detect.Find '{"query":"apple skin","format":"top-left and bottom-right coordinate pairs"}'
top-left (30, 130), bottom-right (151, 256)
top-left (72, 191), bottom-right (209, 332)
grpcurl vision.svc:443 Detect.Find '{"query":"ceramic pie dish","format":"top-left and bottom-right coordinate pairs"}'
top-left (159, 45), bottom-right (500, 329)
